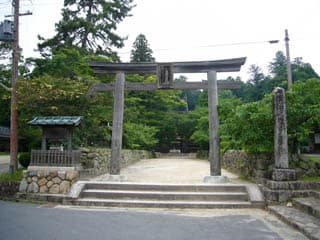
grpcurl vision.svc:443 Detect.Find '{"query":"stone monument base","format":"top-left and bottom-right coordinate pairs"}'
top-left (262, 168), bottom-right (300, 202)
top-left (203, 175), bottom-right (229, 184)
top-left (272, 168), bottom-right (297, 181)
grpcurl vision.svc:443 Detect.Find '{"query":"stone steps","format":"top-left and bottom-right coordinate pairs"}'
top-left (75, 182), bottom-right (264, 209)
top-left (81, 189), bottom-right (248, 201)
top-left (73, 198), bottom-right (252, 208)
top-left (311, 191), bottom-right (320, 199)
top-left (293, 197), bottom-right (320, 219)
top-left (83, 182), bottom-right (247, 192)
top-left (268, 205), bottom-right (320, 240)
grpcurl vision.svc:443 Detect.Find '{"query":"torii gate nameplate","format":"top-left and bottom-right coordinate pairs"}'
top-left (89, 58), bottom-right (246, 177)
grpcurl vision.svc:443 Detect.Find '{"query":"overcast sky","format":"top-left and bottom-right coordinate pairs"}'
top-left (1, 0), bottom-right (320, 80)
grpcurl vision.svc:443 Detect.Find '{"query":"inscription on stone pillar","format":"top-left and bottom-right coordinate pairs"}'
top-left (273, 87), bottom-right (289, 169)
top-left (272, 87), bottom-right (297, 181)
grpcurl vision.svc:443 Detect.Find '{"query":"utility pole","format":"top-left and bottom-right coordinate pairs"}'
top-left (9, 0), bottom-right (20, 174)
top-left (285, 29), bottom-right (293, 89)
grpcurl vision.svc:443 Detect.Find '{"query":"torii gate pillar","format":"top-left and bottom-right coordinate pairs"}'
top-left (110, 72), bottom-right (125, 175)
top-left (204, 71), bottom-right (229, 183)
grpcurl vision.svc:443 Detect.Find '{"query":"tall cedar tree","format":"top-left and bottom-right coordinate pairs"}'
top-left (130, 34), bottom-right (155, 63)
top-left (38, 0), bottom-right (134, 58)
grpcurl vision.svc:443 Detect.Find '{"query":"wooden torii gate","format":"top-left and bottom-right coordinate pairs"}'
top-left (89, 57), bottom-right (246, 181)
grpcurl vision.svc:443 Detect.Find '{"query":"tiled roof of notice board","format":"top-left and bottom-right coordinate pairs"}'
top-left (28, 116), bottom-right (82, 126)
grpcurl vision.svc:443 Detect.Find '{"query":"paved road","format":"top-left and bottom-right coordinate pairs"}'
top-left (0, 163), bottom-right (9, 173)
top-left (0, 201), bottom-right (307, 240)
top-left (0, 155), bottom-right (9, 173)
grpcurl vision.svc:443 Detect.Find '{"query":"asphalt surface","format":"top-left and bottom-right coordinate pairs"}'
top-left (0, 155), bottom-right (22, 173)
top-left (0, 201), bottom-right (307, 240)
top-left (0, 163), bottom-right (9, 173)
top-left (0, 155), bottom-right (9, 173)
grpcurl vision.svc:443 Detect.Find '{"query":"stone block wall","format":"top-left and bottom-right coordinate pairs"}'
top-left (222, 150), bottom-right (274, 181)
top-left (19, 169), bottom-right (78, 194)
top-left (80, 148), bottom-right (153, 179)
top-left (19, 148), bottom-right (153, 194)
top-left (222, 150), bottom-right (320, 181)
top-left (291, 154), bottom-right (320, 178)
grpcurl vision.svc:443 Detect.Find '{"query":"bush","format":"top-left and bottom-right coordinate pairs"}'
top-left (18, 152), bottom-right (31, 168)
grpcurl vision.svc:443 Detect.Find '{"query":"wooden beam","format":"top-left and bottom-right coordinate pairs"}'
top-left (89, 81), bottom-right (240, 93)
top-left (90, 58), bottom-right (246, 74)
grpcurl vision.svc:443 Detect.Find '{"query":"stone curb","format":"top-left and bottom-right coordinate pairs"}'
top-left (268, 205), bottom-right (320, 240)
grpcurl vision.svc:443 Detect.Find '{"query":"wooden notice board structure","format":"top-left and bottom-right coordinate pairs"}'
top-left (89, 58), bottom-right (246, 177)
top-left (28, 116), bottom-right (82, 167)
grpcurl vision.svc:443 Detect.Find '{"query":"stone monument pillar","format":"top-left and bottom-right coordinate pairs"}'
top-left (272, 87), bottom-right (297, 181)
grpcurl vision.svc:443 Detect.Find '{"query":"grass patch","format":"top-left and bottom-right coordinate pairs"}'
top-left (0, 168), bottom-right (24, 181)
top-left (300, 154), bottom-right (320, 163)
top-left (307, 156), bottom-right (320, 163)
top-left (299, 175), bottom-right (320, 182)
top-left (0, 152), bottom-right (9, 156)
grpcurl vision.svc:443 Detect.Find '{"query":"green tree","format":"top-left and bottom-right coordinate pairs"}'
top-left (287, 78), bottom-right (320, 152)
top-left (292, 57), bottom-right (318, 82)
top-left (248, 64), bottom-right (264, 85)
top-left (191, 90), bottom-right (243, 151)
top-left (268, 51), bottom-right (318, 85)
top-left (27, 47), bottom-right (93, 79)
top-left (221, 95), bottom-right (274, 153)
top-left (269, 51), bottom-right (287, 78)
top-left (0, 42), bottom-right (12, 83)
top-left (0, 43), bottom-right (12, 126)
top-left (0, 86), bottom-right (10, 126)
top-left (175, 75), bottom-right (200, 111)
top-left (130, 34), bottom-right (155, 63)
top-left (123, 123), bottom-right (158, 150)
top-left (38, 0), bottom-right (134, 57)
top-left (18, 75), bottom-right (114, 149)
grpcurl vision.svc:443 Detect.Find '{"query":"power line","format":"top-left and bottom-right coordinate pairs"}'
top-left (117, 36), bottom-right (313, 56)
top-left (118, 39), bottom-right (283, 55)
top-left (21, 0), bottom-right (63, 7)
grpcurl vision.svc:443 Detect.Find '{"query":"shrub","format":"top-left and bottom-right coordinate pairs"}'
top-left (18, 152), bottom-right (31, 168)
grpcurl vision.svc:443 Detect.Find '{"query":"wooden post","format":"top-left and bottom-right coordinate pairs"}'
top-left (10, 0), bottom-right (20, 174)
top-left (285, 29), bottom-right (293, 89)
top-left (67, 128), bottom-right (72, 151)
top-left (208, 71), bottom-right (221, 176)
top-left (110, 73), bottom-right (125, 175)
top-left (41, 134), bottom-right (46, 151)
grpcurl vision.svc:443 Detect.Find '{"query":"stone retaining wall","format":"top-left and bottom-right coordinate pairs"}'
top-left (222, 150), bottom-right (274, 181)
top-left (19, 169), bottom-right (78, 194)
top-left (19, 148), bottom-right (153, 194)
top-left (291, 154), bottom-right (320, 178)
top-left (222, 150), bottom-right (320, 180)
top-left (0, 180), bottom-right (20, 197)
top-left (80, 148), bottom-right (153, 179)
